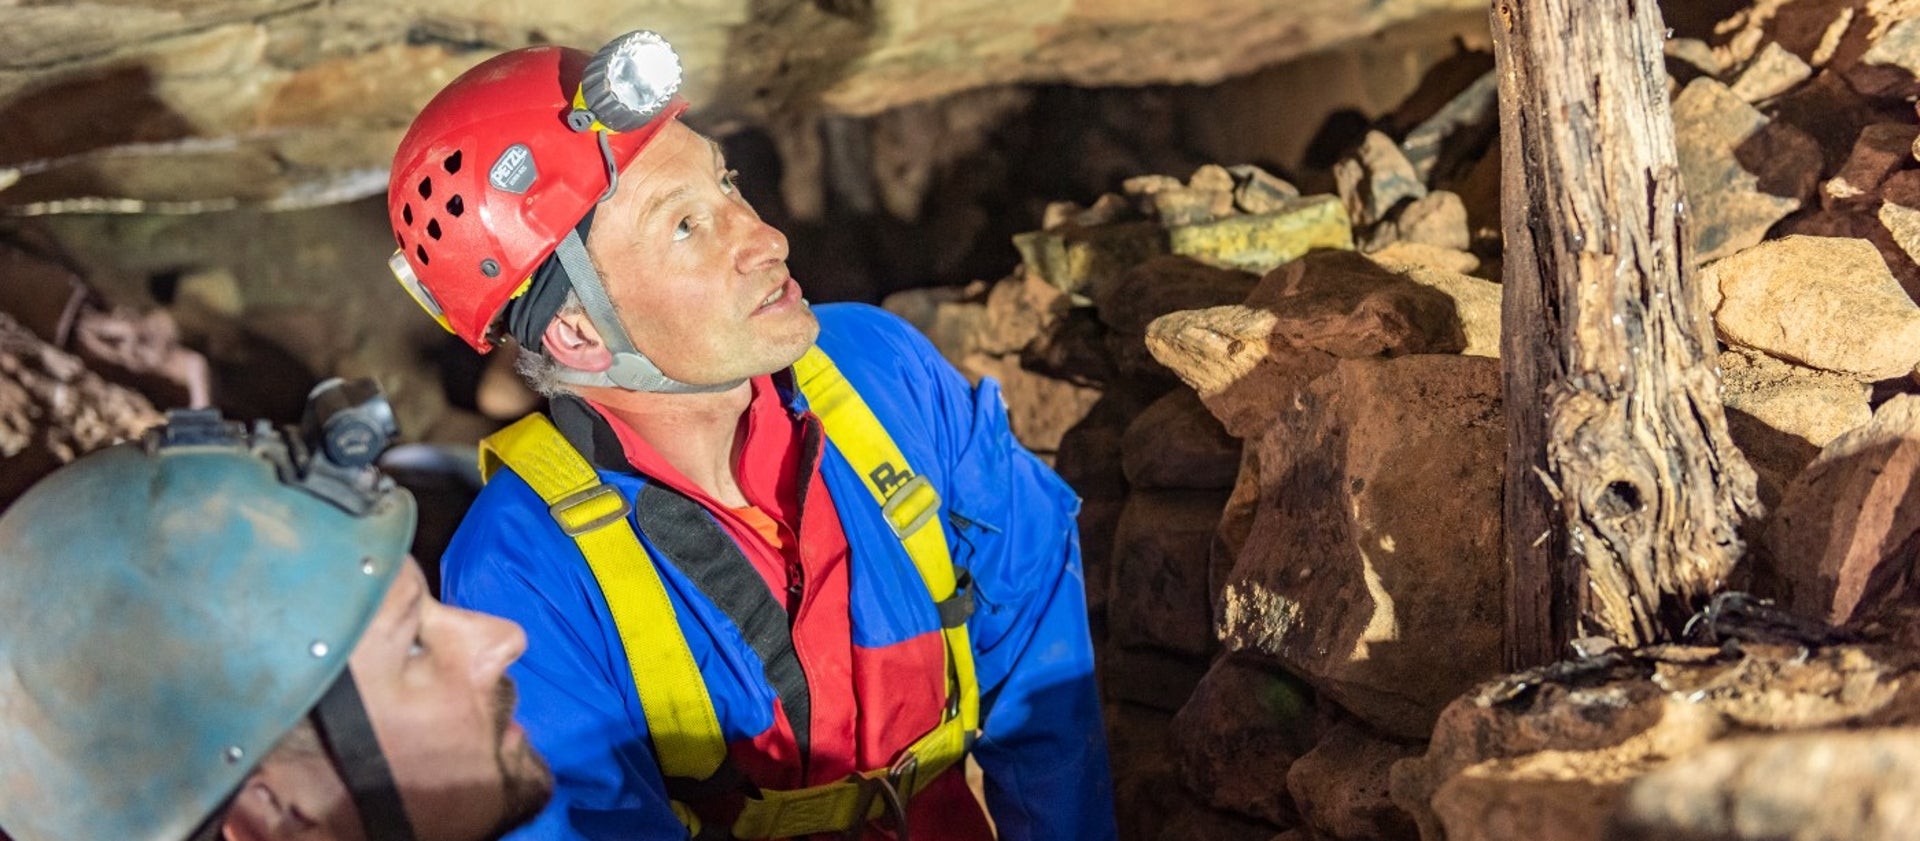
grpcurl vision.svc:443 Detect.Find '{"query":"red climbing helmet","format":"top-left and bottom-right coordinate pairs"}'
top-left (387, 34), bottom-right (688, 352)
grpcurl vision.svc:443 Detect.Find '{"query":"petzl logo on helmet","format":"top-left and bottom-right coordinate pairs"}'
top-left (489, 144), bottom-right (538, 193)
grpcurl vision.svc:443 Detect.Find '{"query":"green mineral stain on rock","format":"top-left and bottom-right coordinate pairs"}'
top-left (1013, 221), bottom-right (1169, 296)
top-left (1168, 194), bottom-right (1354, 275)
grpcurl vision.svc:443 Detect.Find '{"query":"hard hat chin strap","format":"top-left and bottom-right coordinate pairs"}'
top-left (548, 229), bottom-right (745, 394)
top-left (310, 669), bottom-right (419, 841)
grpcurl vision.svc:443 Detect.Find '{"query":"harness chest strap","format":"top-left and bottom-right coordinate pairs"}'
top-left (478, 347), bottom-right (979, 839)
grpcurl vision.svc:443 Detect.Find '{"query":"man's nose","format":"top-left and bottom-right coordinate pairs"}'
top-left (461, 608), bottom-right (527, 684)
top-left (733, 210), bottom-right (789, 273)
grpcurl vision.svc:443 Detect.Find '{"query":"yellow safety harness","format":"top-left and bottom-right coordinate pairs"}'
top-left (479, 347), bottom-right (980, 839)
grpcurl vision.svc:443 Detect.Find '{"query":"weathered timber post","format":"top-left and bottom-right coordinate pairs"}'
top-left (1492, 0), bottom-right (1761, 668)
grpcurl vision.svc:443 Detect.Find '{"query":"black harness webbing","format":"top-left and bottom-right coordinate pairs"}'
top-left (310, 670), bottom-right (418, 841)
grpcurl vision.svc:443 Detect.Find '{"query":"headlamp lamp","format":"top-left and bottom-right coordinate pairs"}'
top-left (575, 30), bottom-right (683, 133)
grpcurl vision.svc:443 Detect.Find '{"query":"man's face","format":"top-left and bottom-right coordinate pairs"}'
top-left (584, 119), bottom-right (819, 385)
top-left (347, 561), bottom-right (551, 841)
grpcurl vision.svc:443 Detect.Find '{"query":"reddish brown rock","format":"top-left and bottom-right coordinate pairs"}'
top-left (1170, 656), bottom-right (1317, 826)
top-left (1286, 722), bottom-right (1421, 841)
top-left (1844, 17), bottom-right (1920, 98)
top-left (1764, 395), bottom-right (1920, 624)
top-left (1821, 122), bottom-right (1919, 208)
top-left (1215, 355), bottom-right (1504, 739)
top-left (1146, 251), bottom-right (1477, 439)
top-left (1096, 255), bottom-right (1259, 337)
top-left (1122, 389), bottom-right (1241, 491)
top-left (1703, 236), bottom-right (1920, 380)
top-left (1101, 647), bottom-right (1212, 713)
top-left (1672, 77), bottom-right (1821, 264)
top-left (1109, 489), bottom-right (1232, 658)
top-left (1392, 642), bottom-right (1920, 841)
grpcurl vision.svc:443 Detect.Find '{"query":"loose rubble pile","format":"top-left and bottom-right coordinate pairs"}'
top-left (886, 3), bottom-right (1920, 839)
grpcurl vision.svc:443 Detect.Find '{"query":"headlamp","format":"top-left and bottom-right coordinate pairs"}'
top-left (575, 30), bottom-right (683, 133)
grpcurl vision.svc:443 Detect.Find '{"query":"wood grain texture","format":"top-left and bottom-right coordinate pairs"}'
top-left (1492, 0), bottom-right (1760, 667)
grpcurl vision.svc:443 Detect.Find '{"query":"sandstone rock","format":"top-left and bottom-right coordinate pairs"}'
top-left (957, 352), bottom-right (1102, 456)
top-left (975, 272), bottom-right (1071, 356)
top-left (1013, 221), bottom-right (1169, 296)
top-left (1110, 489), bottom-right (1232, 658)
top-left (1122, 389), bottom-right (1241, 491)
top-left (1096, 256), bottom-right (1260, 336)
top-left (1335, 131), bottom-right (1427, 229)
top-left (1765, 395), bottom-right (1920, 624)
top-left (1703, 235), bottom-right (1920, 380)
top-left (1672, 78), bottom-right (1822, 264)
top-left (1145, 251), bottom-right (1473, 438)
top-left (1043, 193), bottom-right (1137, 231)
top-left (1167, 194), bottom-right (1355, 276)
top-left (1729, 41), bottom-right (1814, 103)
top-left (1170, 656), bottom-right (1317, 826)
top-left (1774, 205), bottom-right (1920, 301)
top-left (1665, 38), bottom-right (1724, 87)
top-left (1213, 447), bottom-right (1262, 618)
top-left (1368, 257), bottom-right (1501, 357)
top-left (1287, 721), bottom-right (1420, 841)
top-left (1845, 17), bottom-right (1920, 98)
top-left (1228, 164), bottom-right (1302, 215)
top-left (1719, 347), bottom-right (1871, 510)
top-left (1613, 728), bottom-right (1920, 840)
top-left (1400, 70), bottom-right (1499, 186)
top-left (1365, 190), bottom-right (1470, 252)
top-left (1189, 164), bottom-right (1237, 194)
top-left (1392, 642), bottom-right (1920, 841)
top-left (1152, 187), bottom-right (1237, 227)
top-left (1365, 240), bottom-right (1481, 275)
top-left (1875, 200), bottom-right (1920, 290)
top-left (1216, 355), bottom-right (1504, 738)
top-left (1821, 121), bottom-right (1919, 208)
top-left (0, 312), bottom-right (163, 507)
top-left (880, 283), bottom-right (984, 358)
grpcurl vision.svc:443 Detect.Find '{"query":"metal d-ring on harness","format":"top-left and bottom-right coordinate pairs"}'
top-left (478, 346), bottom-right (979, 840)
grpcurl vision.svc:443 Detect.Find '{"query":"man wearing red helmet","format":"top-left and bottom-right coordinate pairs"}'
top-left (387, 30), bottom-right (1113, 841)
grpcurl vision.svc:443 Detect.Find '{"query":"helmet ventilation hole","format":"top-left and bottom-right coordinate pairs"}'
top-left (417, 177), bottom-right (433, 199)
top-left (401, 204), bottom-right (413, 225)
top-left (426, 219), bottom-right (442, 240)
top-left (415, 245), bottom-right (430, 265)
top-left (442, 151), bottom-right (463, 174)
top-left (446, 195), bottom-right (464, 217)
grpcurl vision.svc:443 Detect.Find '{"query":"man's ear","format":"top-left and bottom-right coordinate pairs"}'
top-left (220, 778), bottom-right (286, 841)
top-left (542, 310), bottom-right (614, 373)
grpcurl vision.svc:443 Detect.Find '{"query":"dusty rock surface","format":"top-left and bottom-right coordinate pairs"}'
top-left (1764, 395), bottom-right (1920, 624)
top-left (1393, 641), bottom-right (1920, 841)
top-left (1146, 251), bottom-right (1477, 438)
top-left (1673, 77), bottom-right (1822, 264)
top-left (1613, 727), bottom-right (1920, 840)
top-left (0, 0), bottom-right (1483, 211)
top-left (1719, 347), bottom-right (1871, 508)
top-left (1215, 354), bottom-right (1504, 739)
top-left (1703, 235), bottom-right (1920, 380)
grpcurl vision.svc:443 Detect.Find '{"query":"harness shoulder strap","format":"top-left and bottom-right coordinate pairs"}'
top-left (478, 415), bottom-right (728, 783)
top-left (791, 346), bottom-right (981, 732)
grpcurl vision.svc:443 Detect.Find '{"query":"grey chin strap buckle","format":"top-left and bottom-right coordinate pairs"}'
top-left (551, 351), bottom-right (744, 394)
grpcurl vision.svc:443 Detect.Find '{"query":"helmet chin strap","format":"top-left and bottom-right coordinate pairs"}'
top-left (548, 230), bottom-right (745, 394)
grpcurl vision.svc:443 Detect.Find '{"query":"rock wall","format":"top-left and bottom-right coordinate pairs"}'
top-left (887, 3), bottom-right (1920, 836)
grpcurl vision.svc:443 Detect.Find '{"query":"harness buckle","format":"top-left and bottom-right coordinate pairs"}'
top-left (549, 483), bottom-right (632, 536)
top-left (842, 772), bottom-right (909, 841)
top-left (880, 473), bottom-right (938, 540)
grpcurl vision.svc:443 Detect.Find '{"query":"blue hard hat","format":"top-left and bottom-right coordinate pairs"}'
top-left (0, 404), bottom-right (415, 841)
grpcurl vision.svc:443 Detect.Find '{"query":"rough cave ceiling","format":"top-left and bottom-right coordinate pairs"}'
top-left (0, 0), bottom-right (1484, 212)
